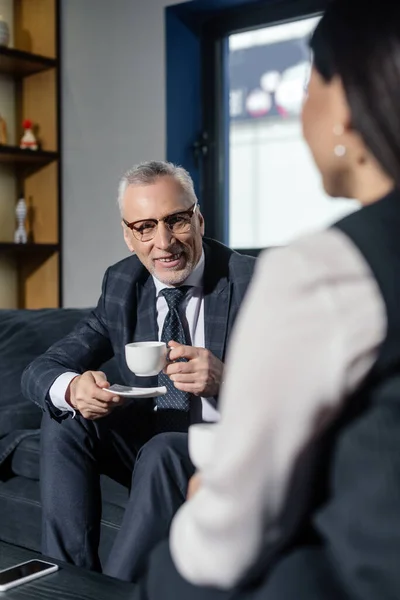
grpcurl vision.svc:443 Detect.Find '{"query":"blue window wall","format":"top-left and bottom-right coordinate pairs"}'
top-left (166, 0), bottom-right (263, 196)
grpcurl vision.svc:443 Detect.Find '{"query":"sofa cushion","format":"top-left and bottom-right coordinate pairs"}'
top-left (0, 476), bottom-right (42, 551)
top-left (11, 432), bottom-right (41, 480)
top-left (0, 475), bottom-right (127, 562)
top-left (11, 432), bottom-right (131, 515)
top-left (0, 308), bottom-right (121, 469)
top-left (0, 308), bottom-right (91, 438)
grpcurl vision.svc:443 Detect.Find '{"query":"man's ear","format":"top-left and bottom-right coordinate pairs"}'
top-left (198, 211), bottom-right (205, 237)
top-left (122, 222), bottom-right (135, 253)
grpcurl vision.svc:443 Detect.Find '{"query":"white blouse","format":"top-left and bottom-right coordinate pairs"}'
top-left (169, 227), bottom-right (387, 589)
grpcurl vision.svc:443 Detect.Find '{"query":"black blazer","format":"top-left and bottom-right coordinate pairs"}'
top-left (22, 238), bottom-right (256, 417)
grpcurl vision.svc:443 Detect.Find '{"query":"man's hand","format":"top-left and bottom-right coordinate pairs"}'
top-left (66, 371), bottom-right (123, 420)
top-left (187, 473), bottom-right (202, 500)
top-left (164, 341), bottom-right (224, 397)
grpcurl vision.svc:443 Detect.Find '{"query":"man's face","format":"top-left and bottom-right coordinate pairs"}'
top-left (122, 176), bottom-right (205, 286)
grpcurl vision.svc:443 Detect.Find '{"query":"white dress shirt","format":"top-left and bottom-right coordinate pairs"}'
top-left (170, 228), bottom-right (387, 589)
top-left (49, 251), bottom-right (219, 422)
top-left (153, 251), bottom-right (219, 422)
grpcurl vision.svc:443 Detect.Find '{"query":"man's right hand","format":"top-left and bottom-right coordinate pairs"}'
top-left (66, 371), bottom-right (123, 420)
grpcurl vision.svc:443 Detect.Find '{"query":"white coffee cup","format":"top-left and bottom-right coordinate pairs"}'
top-left (125, 341), bottom-right (167, 377)
top-left (188, 423), bottom-right (220, 471)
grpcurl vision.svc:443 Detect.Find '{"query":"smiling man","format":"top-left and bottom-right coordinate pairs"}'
top-left (22, 161), bottom-right (256, 581)
top-left (121, 177), bottom-right (203, 285)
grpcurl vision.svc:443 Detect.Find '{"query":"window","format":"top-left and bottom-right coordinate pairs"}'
top-left (228, 17), bottom-right (359, 249)
top-left (199, 3), bottom-right (358, 251)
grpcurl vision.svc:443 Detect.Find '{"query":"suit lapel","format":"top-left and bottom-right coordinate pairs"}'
top-left (133, 275), bottom-right (158, 343)
top-left (119, 268), bottom-right (157, 347)
top-left (119, 269), bottom-right (158, 387)
top-left (203, 242), bottom-right (231, 362)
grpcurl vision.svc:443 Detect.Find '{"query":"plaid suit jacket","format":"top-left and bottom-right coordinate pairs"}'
top-left (22, 238), bottom-right (256, 418)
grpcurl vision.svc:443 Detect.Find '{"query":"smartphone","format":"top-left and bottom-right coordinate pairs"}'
top-left (0, 559), bottom-right (58, 592)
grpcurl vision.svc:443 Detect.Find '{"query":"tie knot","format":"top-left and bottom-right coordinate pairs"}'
top-left (160, 286), bottom-right (190, 310)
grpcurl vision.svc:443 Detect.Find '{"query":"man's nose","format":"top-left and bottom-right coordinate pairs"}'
top-left (154, 221), bottom-right (174, 249)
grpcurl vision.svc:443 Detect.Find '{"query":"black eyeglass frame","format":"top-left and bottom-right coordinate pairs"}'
top-left (122, 203), bottom-right (198, 241)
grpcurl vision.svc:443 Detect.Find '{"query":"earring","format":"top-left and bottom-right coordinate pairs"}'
top-left (334, 144), bottom-right (347, 157)
top-left (333, 124), bottom-right (344, 136)
top-left (333, 124), bottom-right (346, 157)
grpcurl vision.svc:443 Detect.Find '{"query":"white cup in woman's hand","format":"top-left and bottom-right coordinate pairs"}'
top-left (188, 423), bottom-right (220, 471)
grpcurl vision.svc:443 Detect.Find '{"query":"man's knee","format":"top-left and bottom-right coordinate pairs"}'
top-left (133, 432), bottom-right (194, 499)
top-left (135, 432), bottom-right (192, 475)
top-left (137, 432), bottom-right (188, 460)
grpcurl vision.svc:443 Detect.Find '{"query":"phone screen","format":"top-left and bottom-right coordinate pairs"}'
top-left (0, 560), bottom-right (55, 585)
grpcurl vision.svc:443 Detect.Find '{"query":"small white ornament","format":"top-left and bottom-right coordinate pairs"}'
top-left (14, 196), bottom-right (27, 244)
top-left (0, 15), bottom-right (10, 47)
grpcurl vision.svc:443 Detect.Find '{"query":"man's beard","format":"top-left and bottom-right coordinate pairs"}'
top-left (151, 247), bottom-right (196, 286)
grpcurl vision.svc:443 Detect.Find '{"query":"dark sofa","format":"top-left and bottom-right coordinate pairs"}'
top-left (0, 308), bottom-right (129, 564)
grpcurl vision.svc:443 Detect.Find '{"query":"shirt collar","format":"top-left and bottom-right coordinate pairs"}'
top-left (152, 249), bottom-right (205, 296)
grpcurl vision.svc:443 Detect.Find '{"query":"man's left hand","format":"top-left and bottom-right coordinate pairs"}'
top-left (164, 341), bottom-right (223, 397)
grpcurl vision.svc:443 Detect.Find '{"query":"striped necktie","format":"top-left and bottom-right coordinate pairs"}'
top-left (157, 286), bottom-right (191, 431)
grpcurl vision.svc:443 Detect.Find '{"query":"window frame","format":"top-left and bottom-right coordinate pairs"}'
top-left (200, 0), bottom-right (327, 254)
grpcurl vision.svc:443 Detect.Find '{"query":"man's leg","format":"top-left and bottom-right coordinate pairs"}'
top-left (104, 432), bottom-right (195, 582)
top-left (40, 403), bottom-right (154, 571)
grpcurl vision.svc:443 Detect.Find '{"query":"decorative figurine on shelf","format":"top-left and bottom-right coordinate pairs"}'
top-left (27, 196), bottom-right (35, 243)
top-left (0, 114), bottom-right (7, 145)
top-left (0, 16), bottom-right (10, 47)
top-left (20, 119), bottom-right (38, 150)
top-left (14, 195), bottom-right (28, 244)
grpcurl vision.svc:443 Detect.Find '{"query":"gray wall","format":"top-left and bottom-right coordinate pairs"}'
top-left (61, 0), bottom-right (185, 307)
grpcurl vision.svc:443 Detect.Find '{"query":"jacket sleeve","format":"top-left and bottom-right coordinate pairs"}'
top-left (21, 268), bottom-right (114, 418)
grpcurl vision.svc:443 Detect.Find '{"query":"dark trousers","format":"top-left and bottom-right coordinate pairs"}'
top-left (131, 542), bottom-right (350, 600)
top-left (40, 402), bottom-right (195, 581)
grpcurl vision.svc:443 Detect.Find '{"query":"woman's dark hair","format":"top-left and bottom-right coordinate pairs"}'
top-left (310, 0), bottom-right (400, 187)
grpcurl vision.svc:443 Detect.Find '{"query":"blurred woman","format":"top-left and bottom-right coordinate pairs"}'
top-left (138, 1), bottom-right (400, 599)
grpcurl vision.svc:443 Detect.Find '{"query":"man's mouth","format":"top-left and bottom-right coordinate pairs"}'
top-left (157, 252), bottom-right (181, 263)
top-left (154, 252), bottom-right (184, 268)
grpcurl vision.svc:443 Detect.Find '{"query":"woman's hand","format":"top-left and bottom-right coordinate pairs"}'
top-left (187, 473), bottom-right (202, 500)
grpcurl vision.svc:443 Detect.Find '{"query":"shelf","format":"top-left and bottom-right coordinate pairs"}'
top-left (0, 0), bottom-right (61, 310)
top-left (0, 146), bottom-right (58, 166)
top-left (0, 46), bottom-right (57, 77)
top-left (0, 242), bottom-right (59, 255)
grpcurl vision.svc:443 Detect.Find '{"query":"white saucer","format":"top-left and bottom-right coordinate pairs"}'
top-left (103, 384), bottom-right (167, 398)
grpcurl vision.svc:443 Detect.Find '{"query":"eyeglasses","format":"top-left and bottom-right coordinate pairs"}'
top-left (122, 203), bottom-right (198, 242)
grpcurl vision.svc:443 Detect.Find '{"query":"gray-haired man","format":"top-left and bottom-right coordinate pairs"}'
top-left (22, 161), bottom-right (256, 581)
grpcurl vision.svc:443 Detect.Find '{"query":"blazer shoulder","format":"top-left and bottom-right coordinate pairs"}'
top-left (230, 250), bottom-right (257, 271)
top-left (203, 237), bottom-right (257, 285)
top-left (229, 251), bottom-right (257, 287)
top-left (103, 253), bottom-right (148, 291)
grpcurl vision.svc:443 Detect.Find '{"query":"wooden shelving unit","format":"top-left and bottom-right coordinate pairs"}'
top-left (0, 0), bottom-right (61, 310)
top-left (0, 145), bottom-right (58, 165)
top-left (0, 242), bottom-right (59, 254)
top-left (0, 46), bottom-right (57, 77)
